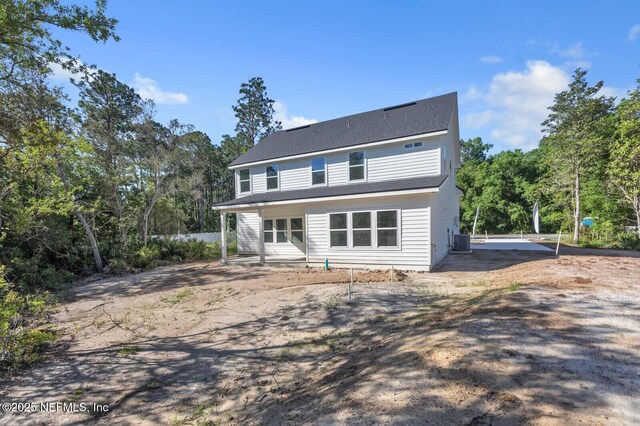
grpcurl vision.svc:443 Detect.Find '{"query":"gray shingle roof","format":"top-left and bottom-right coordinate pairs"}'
top-left (229, 92), bottom-right (457, 167)
top-left (214, 175), bottom-right (448, 208)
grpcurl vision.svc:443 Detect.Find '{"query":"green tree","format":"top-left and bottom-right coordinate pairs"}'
top-left (0, 0), bottom-right (118, 85)
top-left (232, 76), bottom-right (281, 148)
top-left (76, 70), bottom-right (144, 248)
top-left (217, 77), bottom-right (282, 203)
top-left (609, 79), bottom-right (640, 237)
top-left (461, 137), bottom-right (493, 164)
top-left (540, 68), bottom-right (614, 243)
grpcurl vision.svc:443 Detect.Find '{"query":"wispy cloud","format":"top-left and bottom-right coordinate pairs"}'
top-left (479, 55), bottom-right (503, 64)
top-left (462, 60), bottom-right (570, 150)
top-left (628, 24), bottom-right (640, 41)
top-left (273, 101), bottom-right (317, 129)
top-left (132, 73), bottom-right (188, 105)
top-left (528, 40), bottom-right (593, 69)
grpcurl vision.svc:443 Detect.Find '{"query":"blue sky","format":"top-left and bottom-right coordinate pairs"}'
top-left (51, 1), bottom-right (640, 153)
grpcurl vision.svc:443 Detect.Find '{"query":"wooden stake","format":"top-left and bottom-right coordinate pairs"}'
top-left (349, 268), bottom-right (353, 304)
top-left (556, 231), bottom-right (562, 257)
top-left (391, 266), bottom-right (394, 283)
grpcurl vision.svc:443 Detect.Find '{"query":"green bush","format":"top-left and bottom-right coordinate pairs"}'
top-left (614, 233), bottom-right (640, 250)
top-left (128, 245), bottom-right (161, 269)
top-left (0, 265), bottom-right (56, 372)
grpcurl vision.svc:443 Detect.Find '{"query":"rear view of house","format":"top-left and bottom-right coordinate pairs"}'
top-left (213, 92), bottom-right (461, 270)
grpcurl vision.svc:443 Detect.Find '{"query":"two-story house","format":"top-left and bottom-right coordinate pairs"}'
top-left (213, 92), bottom-right (461, 271)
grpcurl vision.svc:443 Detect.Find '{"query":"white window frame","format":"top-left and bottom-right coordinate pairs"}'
top-left (239, 168), bottom-right (251, 194)
top-left (326, 209), bottom-right (401, 250)
top-left (266, 164), bottom-right (279, 191)
top-left (310, 156), bottom-right (327, 186)
top-left (264, 217), bottom-right (304, 245)
top-left (275, 218), bottom-right (288, 243)
top-left (329, 213), bottom-right (348, 247)
top-left (348, 151), bottom-right (366, 182)
top-left (404, 141), bottom-right (423, 150)
top-left (290, 217), bottom-right (304, 244)
top-left (376, 210), bottom-right (399, 248)
top-left (351, 211), bottom-right (372, 247)
top-left (263, 219), bottom-right (274, 243)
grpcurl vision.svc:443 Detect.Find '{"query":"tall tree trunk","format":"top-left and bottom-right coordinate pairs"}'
top-left (574, 171), bottom-right (581, 244)
top-left (635, 194), bottom-right (640, 239)
top-left (75, 210), bottom-right (103, 272)
top-left (54, 157), bottom-right (103, 272)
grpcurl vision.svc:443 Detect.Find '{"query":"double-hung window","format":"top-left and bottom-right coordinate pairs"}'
top-left (311, 157), bottom-right (325, 185)
top-left (239, 169), bottom-right (250, 193)
top-left (348, 151), bottom-right (365, 181)
top-left (266, 165), bottom-right (279, 190)
top-left (264, 220), bottom-right (274, 243)
top-left (352, 212), bottom-right (372, 247)
top-left (377, 211), bottom-right (398, 247)
top-left (276, 219), bottom-right (287, 242)
top-left (329, 213), bottom-right (348, 247)
top-left (291, 218), bottom-right (304, 243)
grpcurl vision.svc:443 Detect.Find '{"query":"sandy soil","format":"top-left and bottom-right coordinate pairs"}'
top-left (1, 246), bottom-right (639, 425)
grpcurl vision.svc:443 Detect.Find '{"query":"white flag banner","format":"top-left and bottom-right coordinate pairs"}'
top-left (533, 199), bottom-right (540, 235)
top-left (472, 206), bottom-right (480, 236)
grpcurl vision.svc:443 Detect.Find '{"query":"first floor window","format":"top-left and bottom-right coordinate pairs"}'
top-left (239, 169), bottom-right (250, 193)
top-left (329, 213), bottom-right (347, 247)
top-left (291, 218), bottom-right (304, 243)
top-left (266, 165), bottom-right (279, 190)
top-left (276, 219), bottom-right (287, 242)
top-left (264, 219), bottom-right (274, 243)
top-left (377, 210), bottom-right (398, 247)
top-left (352, 212), bottom-right (371, 247)
top-left (348, 151), bottom-right (364, 181)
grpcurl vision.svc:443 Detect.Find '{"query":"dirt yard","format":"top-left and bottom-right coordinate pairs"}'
top-left (1, 246), bottom-right (639, 425)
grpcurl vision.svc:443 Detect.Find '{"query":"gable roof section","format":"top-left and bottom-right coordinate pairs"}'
top-left (214, 174), bottom-right (448, 209)
top-left (230, 92), bottom-right (457, 167)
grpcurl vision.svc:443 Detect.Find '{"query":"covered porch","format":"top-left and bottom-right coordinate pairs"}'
top-left (217, 204), bottom-right (308, 265)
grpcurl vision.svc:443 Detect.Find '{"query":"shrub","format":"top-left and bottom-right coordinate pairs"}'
top-left (0, 265), bottom-right (56, 372)
top-left (128, 245), bottom-right (161, 269)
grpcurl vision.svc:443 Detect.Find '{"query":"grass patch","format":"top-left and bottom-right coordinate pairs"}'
top-left (116, 345), bottom-right (140, 356)
top-left (163, 289), bottom-right (195, 305)
top-left (507, 282), bottom-right (521, 292)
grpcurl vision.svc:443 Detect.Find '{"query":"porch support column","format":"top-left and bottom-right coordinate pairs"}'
top-left (258, 208), bottom-right (265, 264)
top-left (220, 211), bottom-right (227, 264)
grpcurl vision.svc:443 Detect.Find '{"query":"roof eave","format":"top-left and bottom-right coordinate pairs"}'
top-left (228, 129), bottom-right (448, 170)
top-left (213, 186), bottom-right (440, 211)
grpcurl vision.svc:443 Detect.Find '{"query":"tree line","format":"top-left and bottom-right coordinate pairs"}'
top-left (0, 0), bottom-right (280, 288)
top-left (458, 69), bottom-right (640, 248)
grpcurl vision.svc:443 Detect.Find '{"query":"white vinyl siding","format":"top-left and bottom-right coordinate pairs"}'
top-left (280, 160), bottom-right (309, 191)
top-left (234, 136), bottom-right (443, 196)
top-left (307, 195), bottom-right (431, 269)
top-left (237, 212), bottom-right (260, 254)
top-left (367, 141), bottom-right (439, 182)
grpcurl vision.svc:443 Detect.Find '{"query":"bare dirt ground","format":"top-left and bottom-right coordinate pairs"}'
top-left (1, 246), bottom-right (639, 425)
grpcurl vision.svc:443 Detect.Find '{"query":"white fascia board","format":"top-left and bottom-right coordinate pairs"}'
top-left (213, 187), bottom-right (439, 211)
top-left (228, 129), bottom-right (448, 170)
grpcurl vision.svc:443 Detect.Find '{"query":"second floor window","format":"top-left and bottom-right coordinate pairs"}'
top-left (349, 151), bottom-right (364, 181)
top-left (311, 157), bottom-right (325, 185)
top-left (266, 165), bottom-right (278, 190)
top-left (239, 169), bottom-right (250, 193)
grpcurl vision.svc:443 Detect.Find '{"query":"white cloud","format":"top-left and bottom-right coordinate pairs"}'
top-left (273, 101), bottom-right (317, 129)
top-left (462, 60), bottom-right (570, 150)
top-left (479, 55), bottom-right (503, 64)
top-left (628, 24), bottom-right (640, 41)
top-left (462, 110), bottom-right (495, 129)
top-left (132, 73), bottom-right (188, 105)
top-left (461, 85), bottom-right (483, 104)
top-left (528, 40), bottom-right (593, 69)
top-left (48, 59), bottom-right (95, 82)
